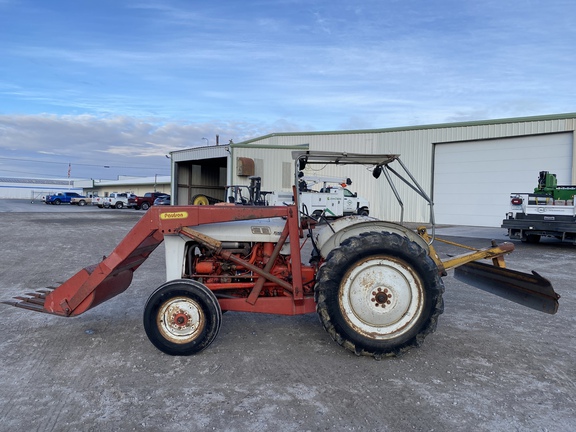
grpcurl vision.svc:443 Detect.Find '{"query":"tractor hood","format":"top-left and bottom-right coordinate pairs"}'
top-left (193, 217), bottom-right (288, 243)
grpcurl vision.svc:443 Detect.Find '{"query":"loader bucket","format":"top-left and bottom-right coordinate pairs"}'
top-left (3, 223), bottom-right (165, 317)
top-left (454, 261), bottom-right (560, 314)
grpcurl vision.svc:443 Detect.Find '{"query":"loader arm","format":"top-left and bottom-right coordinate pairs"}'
top-left (4, 205), bottom-right (300, 317)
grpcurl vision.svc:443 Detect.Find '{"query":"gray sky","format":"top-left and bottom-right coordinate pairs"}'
top-left (1, 0), bottom-right (574, 179)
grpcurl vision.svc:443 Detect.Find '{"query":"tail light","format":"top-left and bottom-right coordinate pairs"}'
top-left (511, 197), bottom-right (523, 205)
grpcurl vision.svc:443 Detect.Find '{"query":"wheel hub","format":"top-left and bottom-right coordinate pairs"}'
top-left (157, 297), bottom-right (205, 343)
top-left (372, 287), bottom-right (392, 308)
top-left (340, 256), bottom-right (424, 339)
top-left (173, 312), bottom-right (190, 328)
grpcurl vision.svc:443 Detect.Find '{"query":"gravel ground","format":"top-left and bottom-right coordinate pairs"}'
top-left (0, 200), bottom-right (574, 432)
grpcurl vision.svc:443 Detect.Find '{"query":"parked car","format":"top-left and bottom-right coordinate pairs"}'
top-left (92, 196), bottom-right (104, 207)
top-left (70, 194), bottom-right (100, 206)
top-left (44, 192), bottom-right (83, 205)
top-left (128, 192), bottom-right (167, 210)
top-left (98, 193), bottom-right (130, 209)
top-left (153, 195), bottom-right (171, 206)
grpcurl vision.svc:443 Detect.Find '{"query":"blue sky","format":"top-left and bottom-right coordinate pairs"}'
top-left (1, 0), bottom-right (574, 180)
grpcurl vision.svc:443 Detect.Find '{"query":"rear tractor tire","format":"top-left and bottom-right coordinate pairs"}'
top-left (315, 231), bottom-right (444, 359)
top-left (143, 280), bottom-right (222, 356)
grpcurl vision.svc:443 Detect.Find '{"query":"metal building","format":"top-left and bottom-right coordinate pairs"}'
top-left (170, 143), bottom-right (309, 206)
top-left (170, 113), bottom-right (576, 227)
top-left (0, 177), bottom-right (82, 200)
top-left (80, 176), bottom-right (171, 198)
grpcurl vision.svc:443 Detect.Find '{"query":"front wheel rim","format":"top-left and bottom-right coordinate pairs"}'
top-left (157, 296), bottom-right (205, 344)
top-left (340, 256), bottom-right (424, 340)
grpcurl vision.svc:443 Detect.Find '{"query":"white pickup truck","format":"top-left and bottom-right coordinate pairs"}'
top-left (97, 193), bottom-right (133, 209)
top-left (266, 175), bottom-right (370, 218)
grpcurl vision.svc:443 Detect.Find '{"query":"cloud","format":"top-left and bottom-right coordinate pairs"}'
top-left (0, 113), bottom-right (303, 178)
top-left (1, 0), bottom-right (575, 180)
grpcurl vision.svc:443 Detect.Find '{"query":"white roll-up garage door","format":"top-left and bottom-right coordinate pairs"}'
top-left (433, 133), bottom-right (573, 227)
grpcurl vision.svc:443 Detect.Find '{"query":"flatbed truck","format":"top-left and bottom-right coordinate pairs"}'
top-left (502, 171), bottom-right (576, 244)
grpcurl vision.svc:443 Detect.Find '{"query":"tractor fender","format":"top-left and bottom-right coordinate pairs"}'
top-left (314, 216), bottom-right (429, 259)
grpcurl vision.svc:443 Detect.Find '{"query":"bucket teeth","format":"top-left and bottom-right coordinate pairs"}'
top-left (1, 287), bottom-right (55, 313)
top-left (15, 296), bottom-right (45, 306)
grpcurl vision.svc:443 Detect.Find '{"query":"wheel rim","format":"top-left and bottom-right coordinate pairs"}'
top-left (339, 256), bottom-right (424, 340)
top-left (157, 296), bottom-right (205, 344)
top-left (193, 196), bottom-right (209, 205)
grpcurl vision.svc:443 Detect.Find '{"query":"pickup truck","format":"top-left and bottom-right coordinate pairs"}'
top-left (128, 192), bottom-right (167, 210)
top-left (98, 193), bottom-right (131, 209)
top-left (44, 192), bottom-right (84, 205)
top-left (266, 175), bottom-right (370, 218)
top-left (70, 194), bottom-right (100, 206)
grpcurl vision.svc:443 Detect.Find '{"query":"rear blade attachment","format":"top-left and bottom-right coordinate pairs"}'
top-left (454, 261), bottom-right (560, 314)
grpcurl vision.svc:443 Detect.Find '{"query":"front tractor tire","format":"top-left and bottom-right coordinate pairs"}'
top-left (143, 280), bottom-right (222, 356)
top-left (315, 232), bottom-right (444, 359)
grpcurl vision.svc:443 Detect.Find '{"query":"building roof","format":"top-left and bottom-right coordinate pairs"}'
top-left (235, 112), bottom-right (576, 145)
top-left (0, 177), bottom-right (77, 186)
top-left (91, 175), bottom-right (171, 188)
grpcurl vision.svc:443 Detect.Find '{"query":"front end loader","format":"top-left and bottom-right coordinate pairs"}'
top-left (2, 151), bottom-right (560, 359)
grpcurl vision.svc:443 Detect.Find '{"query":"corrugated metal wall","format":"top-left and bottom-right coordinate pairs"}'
top-left (241, 114), bottom-right (576, 223)
top-left (171, 143), bottom-right (310, 204)
top-left (228, 145), bottom-right (308, 193)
